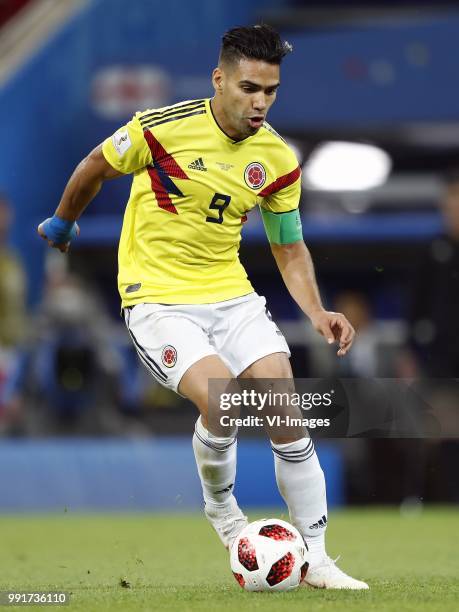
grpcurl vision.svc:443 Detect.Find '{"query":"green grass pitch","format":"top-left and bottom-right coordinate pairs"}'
top-left (0, 507), bottom-right (457, 611)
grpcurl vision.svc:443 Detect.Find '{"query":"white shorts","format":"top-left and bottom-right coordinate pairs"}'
top-left (123, 292), bottom-right (290, 392)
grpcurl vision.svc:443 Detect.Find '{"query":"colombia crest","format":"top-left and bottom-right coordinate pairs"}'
top-left (161, 345), bottom-right (177, 368)
top-left (244, 162), bottom-right (266, 189)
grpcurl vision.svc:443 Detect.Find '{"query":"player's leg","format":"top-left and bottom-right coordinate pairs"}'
top-left (212, 294), bottom-right (328, 553)
top-left (180, 356), bottom-right (238, 511)
top-left (180, 358), bottom-right (248, 549)
top-left (239, 352), bottom-right (329, 566)
top-left (217, 294), bottom-right (368, 588)
top-left (179, 354), bottom-right (232, 430)
top-left (123, 304), bottom-right (247, 549)
top-left (240, 353), bottom-right (368, 589)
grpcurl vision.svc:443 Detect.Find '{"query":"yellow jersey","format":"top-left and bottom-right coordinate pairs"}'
top-left (102, 98), bottom-right (301, 306)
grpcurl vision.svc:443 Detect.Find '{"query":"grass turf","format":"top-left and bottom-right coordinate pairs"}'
top-left (0, 507), bottom-right (457, 611)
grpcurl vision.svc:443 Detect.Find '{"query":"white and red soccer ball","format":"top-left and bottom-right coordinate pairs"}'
top-left (230, 518), bottom-right (309, 592)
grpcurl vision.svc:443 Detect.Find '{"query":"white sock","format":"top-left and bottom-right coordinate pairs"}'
top-left (193, 416), bottom-right (237, 508)
top-left (272, 437), bottom-right (328, 563)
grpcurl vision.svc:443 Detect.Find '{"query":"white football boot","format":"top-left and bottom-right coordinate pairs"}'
top-left (304, 555), bottom-right (369, 590)
top-left (204, 495), bottom-right (248, 550)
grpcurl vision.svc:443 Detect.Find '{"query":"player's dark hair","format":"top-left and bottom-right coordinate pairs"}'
top-left (220, 24), bottom-right (292, 66)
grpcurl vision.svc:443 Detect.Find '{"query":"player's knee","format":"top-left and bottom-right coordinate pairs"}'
top-left (240, 352), bottom-right (292, 379)
top-left (195, 414), bottom-right (238, 447)
top-left (269, 433), bottom-right (306, 445)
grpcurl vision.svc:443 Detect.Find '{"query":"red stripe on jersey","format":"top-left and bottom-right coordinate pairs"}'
top-left (147, 167), bottom-right (178, 214)
top-left (144, 129), bottom-right (188, 179)
top-left (143, 129), bottom-right (189, 214)
top-left (258, 166), bottom-right (301, 198)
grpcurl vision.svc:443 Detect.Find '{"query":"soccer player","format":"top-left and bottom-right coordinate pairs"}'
top-left (38, 25), bottom-right (368, 589)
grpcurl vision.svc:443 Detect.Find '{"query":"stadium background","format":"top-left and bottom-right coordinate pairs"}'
top-left (0, 2), bottom-right (458, 604)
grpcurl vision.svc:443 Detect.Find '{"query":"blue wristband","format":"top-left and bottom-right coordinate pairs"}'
top-left (41, 215), bottom-right (79, 244)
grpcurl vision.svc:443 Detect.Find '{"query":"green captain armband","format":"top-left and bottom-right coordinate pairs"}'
top-left (260, 207), bottom-right (303, 244)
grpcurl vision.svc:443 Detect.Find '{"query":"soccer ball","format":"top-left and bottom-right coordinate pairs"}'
top-left (230, 518), bottom-right (309, 592)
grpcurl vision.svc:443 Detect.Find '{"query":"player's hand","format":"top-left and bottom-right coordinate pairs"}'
top-left (309, 309), bottom-right (355, 356)
top-left (37, 216), bottom-right (80, 253)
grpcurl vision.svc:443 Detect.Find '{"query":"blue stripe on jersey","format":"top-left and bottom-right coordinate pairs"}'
top-left (154, 166), bottom-right (184, 197)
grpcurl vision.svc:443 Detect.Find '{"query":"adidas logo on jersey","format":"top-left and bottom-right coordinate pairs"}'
top-left (188, 157), bottom-right (207, 171)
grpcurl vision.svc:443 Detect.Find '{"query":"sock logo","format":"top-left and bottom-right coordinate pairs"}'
top-left (308, 515), bottom-right (327, 530)
top-left (214, 483), bottom-right (234, 495)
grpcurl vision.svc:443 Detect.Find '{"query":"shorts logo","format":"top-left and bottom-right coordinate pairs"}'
top-left (244, 162), bottom-right (266, 189)
top-left (161, 345), bottom-right (177, 368)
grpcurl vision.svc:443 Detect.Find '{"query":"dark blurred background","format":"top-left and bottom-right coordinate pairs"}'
top-left (0, 0), bottom-right (458, 513)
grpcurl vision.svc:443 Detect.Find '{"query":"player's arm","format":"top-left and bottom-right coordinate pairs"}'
top-left (55, 144), bottom-right (122, 220)
top-left (38, 145), bottom-right (122, 252)
top-left (38, 114), bottom-right (151, 253)
top-left (269, 238), bottom-right (354, 356)
top-left (260, 163), bottom-right (355, 356)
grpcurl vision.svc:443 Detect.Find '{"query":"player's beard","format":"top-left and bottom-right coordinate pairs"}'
top-left (223, 105), bottom-right (261, 139)
top-left (238, 116), bottom-right (259, 138)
